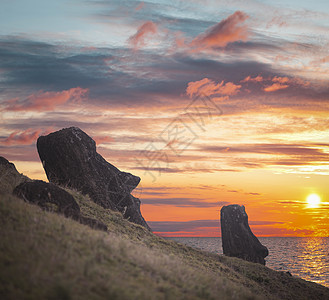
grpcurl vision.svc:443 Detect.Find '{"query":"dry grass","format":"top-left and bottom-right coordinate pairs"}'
top-left (0, 190), bottom-right (328, 300)
top-left (0, 164), bottom-right (29, 195)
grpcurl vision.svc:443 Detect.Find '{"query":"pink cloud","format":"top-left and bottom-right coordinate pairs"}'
top-left (264, 83), bottom-right (289, 92)
top-left (2, 129), bottom-right (42, 146)
top-left (128, 21), bottom-right (158, 49)
top-left (241, 75), bottom-right (263, 83)
top-left (240, 74), bottom-right (309, 92)
top-left (292, 77), bottom-right (310, 87)
top-left (135, 2), bottom-right (144, 11)
top-left (171, 31), bottom-right (187, 51)
top-left (191, 11), bottom-right (249, 50)
top-left (186, 78), bottom-right (241, 98)
top-left (94, 136), bottom-right (115, 145)
top-left (2, 87), bottom-right (88, 112)
top-left (266, 16), bottom-right (287, 29)
top-left (272, 76), bottom-right (289, 84)
top-left (263, 76), bottom-right (306, 92)
top-left (219, 82), bottom-right (241, 95)
top-left (186, 78), bottom-right (218, 97)
top-left (311, 55), bottom-right (329, 66)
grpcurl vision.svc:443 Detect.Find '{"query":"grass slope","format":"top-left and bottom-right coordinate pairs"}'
top-left (0, 192), bottom-right (328, 300)
top-left (0, 163), bottom-right (28, 195)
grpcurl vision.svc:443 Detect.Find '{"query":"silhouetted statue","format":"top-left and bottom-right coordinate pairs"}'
top-left (220, 204), bottom-right (268, 265)
top-left (37, 127), bottom-right (149, 230)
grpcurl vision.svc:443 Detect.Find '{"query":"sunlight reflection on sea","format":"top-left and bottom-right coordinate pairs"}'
top-left (168, 237), bottom-right (329, 288)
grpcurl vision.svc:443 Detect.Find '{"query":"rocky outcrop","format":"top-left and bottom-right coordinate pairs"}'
top-left (0, 156), bottom-right (29, 194)
top-left (220, 204), bottom-right (269, 265)
top-left (14, 181), bottom-right (81, 219)
top-left (14, 181), bottom-right (107, 231)
top-left (37, 127), bottom-right (149, 230)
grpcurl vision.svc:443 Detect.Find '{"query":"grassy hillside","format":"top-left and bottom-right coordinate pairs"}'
top-left (1, 191), bottom-right (329, 300)
top-left (0, 161), bottom-right (29, 195)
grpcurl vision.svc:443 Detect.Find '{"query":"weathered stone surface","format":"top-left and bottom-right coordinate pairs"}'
top-left (37, 127), bottom-right (149, 229)
top-left (13, 180), bottom-right (107, 231)
top-left (14, 180), bottom-right (81, 219)
top-left (220, 204), bottom-right (269, 265)
top-left (0, 156), bottom-right (16, 171)
top-left (0, 156), bottom-right (30, 194)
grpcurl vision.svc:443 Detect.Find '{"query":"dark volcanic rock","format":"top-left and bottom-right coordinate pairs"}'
top-left (220, 204), bottom-right (269, 265)
top-left (14, 180), bottom-right (81, 219)
top-left (0, 156), bottom-right (16, 170)
top-left (0, 156), bottom-right (30, 194)
top-left (13, 180), bottom-right (107, 231)
top-left (37, 127), bottom-right (149, 229)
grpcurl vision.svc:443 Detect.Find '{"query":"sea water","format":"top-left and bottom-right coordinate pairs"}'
top-left (168, 237), bottom-right (329, 288)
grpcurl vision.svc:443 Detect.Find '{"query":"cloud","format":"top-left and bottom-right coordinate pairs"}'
top-left (263, 75), bottom-right (291, 92)
top-left (240, 75), bottom-right (263, 83)
top-left (1, 37), bottom-right (308, 110)
top-left (249, 221), bottom-right (285, 225)
top-left (262, 76), bottom-right (307, 92)
top-left (133, 165), bottom-right (238, 175)
top-left (266, 16), bottom-right (287, 28)
top-left (264, 82), bottom-right (289, 92)
top-left (252, 227), bottom-right (315, 237)
top-left (240, 74), bottom-right (310, 94)
top-left (2, 129), bottom-right (42, 146)
top-left (128, 21), bottom-right (158, 49)
top-left (0, 145), bottom-right (39, 162)
top-left (93, 136), bottom-right (115, 145)
top-left (311, 55), bottom-right (329, 66)
top-left (201, 143), bottom-right (328, 157)
top-left (142, 197), bottom-right (228, 208)
top-left (148, 219), bottom-right (219, 233)
top-left (135, 2), bottom-right (144, 11)
top-left (191, 11), bottom-right (249, 50)
top-left (0, 37), bottom-right (326, 115)
top-left (199, 143), bottom-right (329, 169)
top-left (239, 75), bottom-right (292, 92)
top-left (2, 87), bottom-right (88, 112)
top-left (186, 78), bottom-right (241, 98)
top-left (272, 76), bottom-right (289, 84)
top-left (149, 219), bottom-right (284, 234)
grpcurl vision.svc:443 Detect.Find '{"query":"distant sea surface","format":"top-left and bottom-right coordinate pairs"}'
top-left (168, 237), bottom-right (329, 288)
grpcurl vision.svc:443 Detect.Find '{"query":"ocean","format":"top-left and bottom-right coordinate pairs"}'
top-left (167, 237), bottom-right (329, 288)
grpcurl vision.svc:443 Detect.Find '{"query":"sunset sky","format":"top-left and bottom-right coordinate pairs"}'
top-left (1, 0), bottom-right (329, 237)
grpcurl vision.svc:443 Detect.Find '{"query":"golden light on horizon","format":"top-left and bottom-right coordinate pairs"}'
top-left (306, 194), bottom-right (321, 208)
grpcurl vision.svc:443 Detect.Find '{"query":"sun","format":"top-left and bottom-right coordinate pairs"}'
top-left (306, 194), bottom-right (321, 208)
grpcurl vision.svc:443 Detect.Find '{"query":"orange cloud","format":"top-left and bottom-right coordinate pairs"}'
top-left (240, 74), bottom-right (309, 92)
top-left (186, 78), bottom-right (241, 98)
top-left (2, 129), bottom-right (42, 146)
top-left (128, 21), bottom-right (158, 49)
top-left (264, 83), bottom-right (289, 92)
top-left (241, 75), bottom-right (263, 83)
top-left (272, 76), bottom-right (289, 84)
top-left (186, 78), bottom-right (219, 97)
top-left (191, 11), bottom-right (249, 50)
top-left (219, 81), bottom-right (242, 95)
top-left (263, 76), bottom-right (291, 92)
top-left (2, 87), bottom-right (88, 112)
top-left (292, 77), bottom-right (310, 87)
top-left (311, 55), bottom-right (329, 66)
